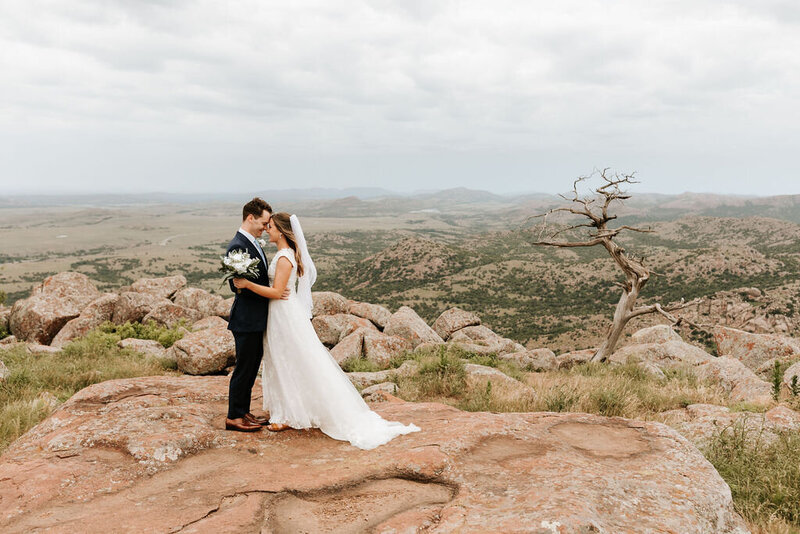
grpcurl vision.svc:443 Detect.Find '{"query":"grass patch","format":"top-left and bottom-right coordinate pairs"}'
top-left (0, 331), bottom-right (178, 455)
top-left (703, 421), bottom-right (800, 531)
top-left (339, 357), bottom-right (382, 373)
top-left (97, 320), bottom-right (187, 348)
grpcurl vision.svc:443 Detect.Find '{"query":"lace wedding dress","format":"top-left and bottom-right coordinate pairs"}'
top-left (261, 249), bottom-right (420, 449)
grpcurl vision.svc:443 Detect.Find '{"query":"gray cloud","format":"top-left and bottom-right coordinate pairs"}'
top-left (1, 0), bottom-right (798, 195)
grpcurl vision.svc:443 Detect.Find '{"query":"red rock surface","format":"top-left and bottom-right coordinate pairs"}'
top-left (0, 376), bottom-right (748, 533)
top-left (714, 326), bottom-right (800, 371)
top-left (130, 275), bottom-right (187, 300)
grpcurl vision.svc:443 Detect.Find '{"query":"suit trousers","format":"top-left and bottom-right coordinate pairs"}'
top-left (228, 331), bottom-right (264, 419)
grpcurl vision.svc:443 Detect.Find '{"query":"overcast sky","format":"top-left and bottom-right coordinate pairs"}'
top-left (1, 0), bottom-right (799, 196)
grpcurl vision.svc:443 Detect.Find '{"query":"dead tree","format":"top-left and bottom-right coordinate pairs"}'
top-left (532, 169), bottom-right (700, 362)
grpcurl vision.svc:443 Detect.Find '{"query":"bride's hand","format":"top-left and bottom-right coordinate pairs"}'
top-left (232, 278), bottom-right (250, 290)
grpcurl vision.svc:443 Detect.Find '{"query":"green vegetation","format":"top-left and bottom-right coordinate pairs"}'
top-left (772, 361), bottom-right (784, 402)
top-left (339, 357), bottom-right (381, 373)
top-left (0, 332), bottom-right (178, 455)
top-left (97, 320), bottom-right (187, 348)
top-left (704, 422), bottom-right (800, 532)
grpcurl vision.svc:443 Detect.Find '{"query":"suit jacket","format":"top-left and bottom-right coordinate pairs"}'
top-left (226, 231), bottom-right (270, 333)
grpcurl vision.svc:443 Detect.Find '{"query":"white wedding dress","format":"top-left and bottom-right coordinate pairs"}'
top-left (261, 249), bottom-right (420, 450)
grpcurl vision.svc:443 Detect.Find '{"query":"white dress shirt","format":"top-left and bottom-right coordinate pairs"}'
top-left (238, 228), bottom-right (267, 267)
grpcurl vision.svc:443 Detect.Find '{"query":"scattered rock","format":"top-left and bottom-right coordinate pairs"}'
top-left (431, 307), bottom-right (481, 340)
top-left (638, 361), bottom-right (667, 379)
top-left (142, 302), bottom-right (203, 328)
top-left (191, 316), bottom-right (229, 331)
top-left (348, 301), bottom-right (392, 329)
top-left (330, 329), bottom-right (365, 364)
top-left (0, 306), bottom-right (10, 333)
top-left (0, 376), bottom-right (748, 533)
top-left (448, 325), bottom-right (523, 355)
top-left (130, 276), bottom-right (187, 300)
top-left (172, 288), bottom-right (226, 318)
top-left (714, 326), bottom-right (800, 372)
top-left (347, 360), bottom-right (419, 388)
top-left (361, 381), bottom-right (398, 402)
top-left (312, 314), bottom-right (376, 347)
top-left (695, 356), bottom-right (773, 405)
top-left (112, 292), bottom-right (170, 325)
top-left (26, 343), bottom-right (62, 355)
top-left (311, 291), bottom-right (350, 317)
top-left (630, 324), bottom-right (682, 345)
top-left (0, 360), bottom-right (8, 381)
top-left (608, 340), bottom-right (712, 369)
top-left (362, 330), bottom-right (411, 367)
top-left (118, 338), bottom-right (168, 359)
top-left (0, 335), bottom-right (17, 345)
top-left (499, 348), bottom-right (557, 371)
top-left (170, 327), bottom-right (235, 375)
top-left (384, 306), bottom-right (444, 348)
top-left (765, 405), bottom-right (800, 431)
top-left (556, 348), bottom-right (596, 369)
top-left (36, 391), bottom-right (60, 410)
top-left (464, 363), bottom-right (534, 398)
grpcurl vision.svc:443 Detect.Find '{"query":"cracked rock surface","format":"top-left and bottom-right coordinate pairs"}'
top-left (0, 376), bottom-right (748, 533)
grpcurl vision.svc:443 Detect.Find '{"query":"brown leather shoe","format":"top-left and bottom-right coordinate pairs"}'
top-left (244, 413), bottom-right (269, 426)
top-left (225, 418), bottom-right (262, 432)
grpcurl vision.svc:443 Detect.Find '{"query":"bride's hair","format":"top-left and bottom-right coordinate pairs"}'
top-left (270, 212), bottom-right (305, 277)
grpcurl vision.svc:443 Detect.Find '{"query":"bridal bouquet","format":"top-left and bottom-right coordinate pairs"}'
top-left (220, 249), bottom-right (261, 293)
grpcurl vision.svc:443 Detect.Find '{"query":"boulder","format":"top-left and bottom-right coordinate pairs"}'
top-left (9, 295), bottom-right (80, 345)
top-left (0, 306), bottom-right (10, 333)
top-left (714, 325), bottom-right (800, 371)
top-left (499, 348), bottom-right (557, 371)
top-left (130, 276), bottom-right (187, 300)
top-left (311, 291), bottom-right (350, 317)
top-left (216, 297), bottom-right (234, 320)
top-left (384, 306), bottom-right (444, 348)
top-left (783, 360), bottom-right (800, 391)
top-left (50, 293), bottom-right (120, 347)
top-left (112, 292), bottom-right (170, 325)
top-left (118, 338), bottom-right (168, 359)
top-left (0, 335), bottom-right (17, 345)
top-left (191, 316), bottom-right (229, 331)
top-left (170, 327), bottom-right (235, 375)
top-left (312, 314), bottom-right (377, 347)
top-left (172, 288), bottom-right (226, 318)
top-left (0, 359), bottom-right (8, 381)
top-left (142, 302), bottom-right (203, 328)
top-left (330, 329), bottom-right (365, 364)
top-left (431, 307), bottom-right (481, 340)
top-left (31, 272), bottom-right (101, 310)
top-left (0, 376), bottom-right (751, 533)
top-left (556, 348), bottom-right (596, 369)
top-left (695, 356), bottom-right (773, 404)
top-left (448, 325), bottom-right (523, 355)
top-left (362, 330), bottom-right (412, 367)
top-left (630, 324), bottom-right (682, 345)
top-left (348, 301), bottom-right (392, 329)
top-left (8, 271), bottom-right (104, 344)
top-left (608, 340), bottom-right (712, 369)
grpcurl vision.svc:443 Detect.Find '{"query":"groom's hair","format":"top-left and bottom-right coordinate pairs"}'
top-left (242, 197), bottom-right (272, 221)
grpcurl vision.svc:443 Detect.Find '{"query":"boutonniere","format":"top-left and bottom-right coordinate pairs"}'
top-left (257, 238), bottom-right (268, 248)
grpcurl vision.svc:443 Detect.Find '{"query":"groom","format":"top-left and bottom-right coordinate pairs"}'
top-left (225, 197), bottom-right (284, 432)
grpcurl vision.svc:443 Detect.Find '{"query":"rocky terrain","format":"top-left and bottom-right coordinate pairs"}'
top-left (3, 271), bottom-right (800, 532)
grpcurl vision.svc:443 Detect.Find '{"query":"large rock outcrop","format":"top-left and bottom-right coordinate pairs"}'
top-left (0, 376), bottom-right (748, 533)
top-left (384, 306), bottom-right (444, 348)
top-left (130, 275), bottom-right (187, 300)
top-left (169, 326), bottom-right (235, 375)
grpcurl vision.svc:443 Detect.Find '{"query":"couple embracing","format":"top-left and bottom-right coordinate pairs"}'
top-left (224, 198), bottom-right (419, 450)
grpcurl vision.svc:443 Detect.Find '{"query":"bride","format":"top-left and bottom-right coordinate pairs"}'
top-left (233, 213), bottom-right (420, 450)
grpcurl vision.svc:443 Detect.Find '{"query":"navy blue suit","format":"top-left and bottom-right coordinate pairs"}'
top-left (226, 231), bottom-right (270, 419)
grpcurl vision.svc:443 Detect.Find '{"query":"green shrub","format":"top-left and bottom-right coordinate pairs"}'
top-left (97, 320), bottom-right (187, 348)
top-left (416, 346), bottom-right (467, 397)
top-left (340, 357), bottom-right (381, 373)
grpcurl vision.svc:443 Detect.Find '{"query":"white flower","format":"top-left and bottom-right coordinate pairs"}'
top-left (257, 238), bottom-right (268, 248)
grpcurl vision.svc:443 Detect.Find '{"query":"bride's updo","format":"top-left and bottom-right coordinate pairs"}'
top-left (270, 212), bottom-right (305, 277)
